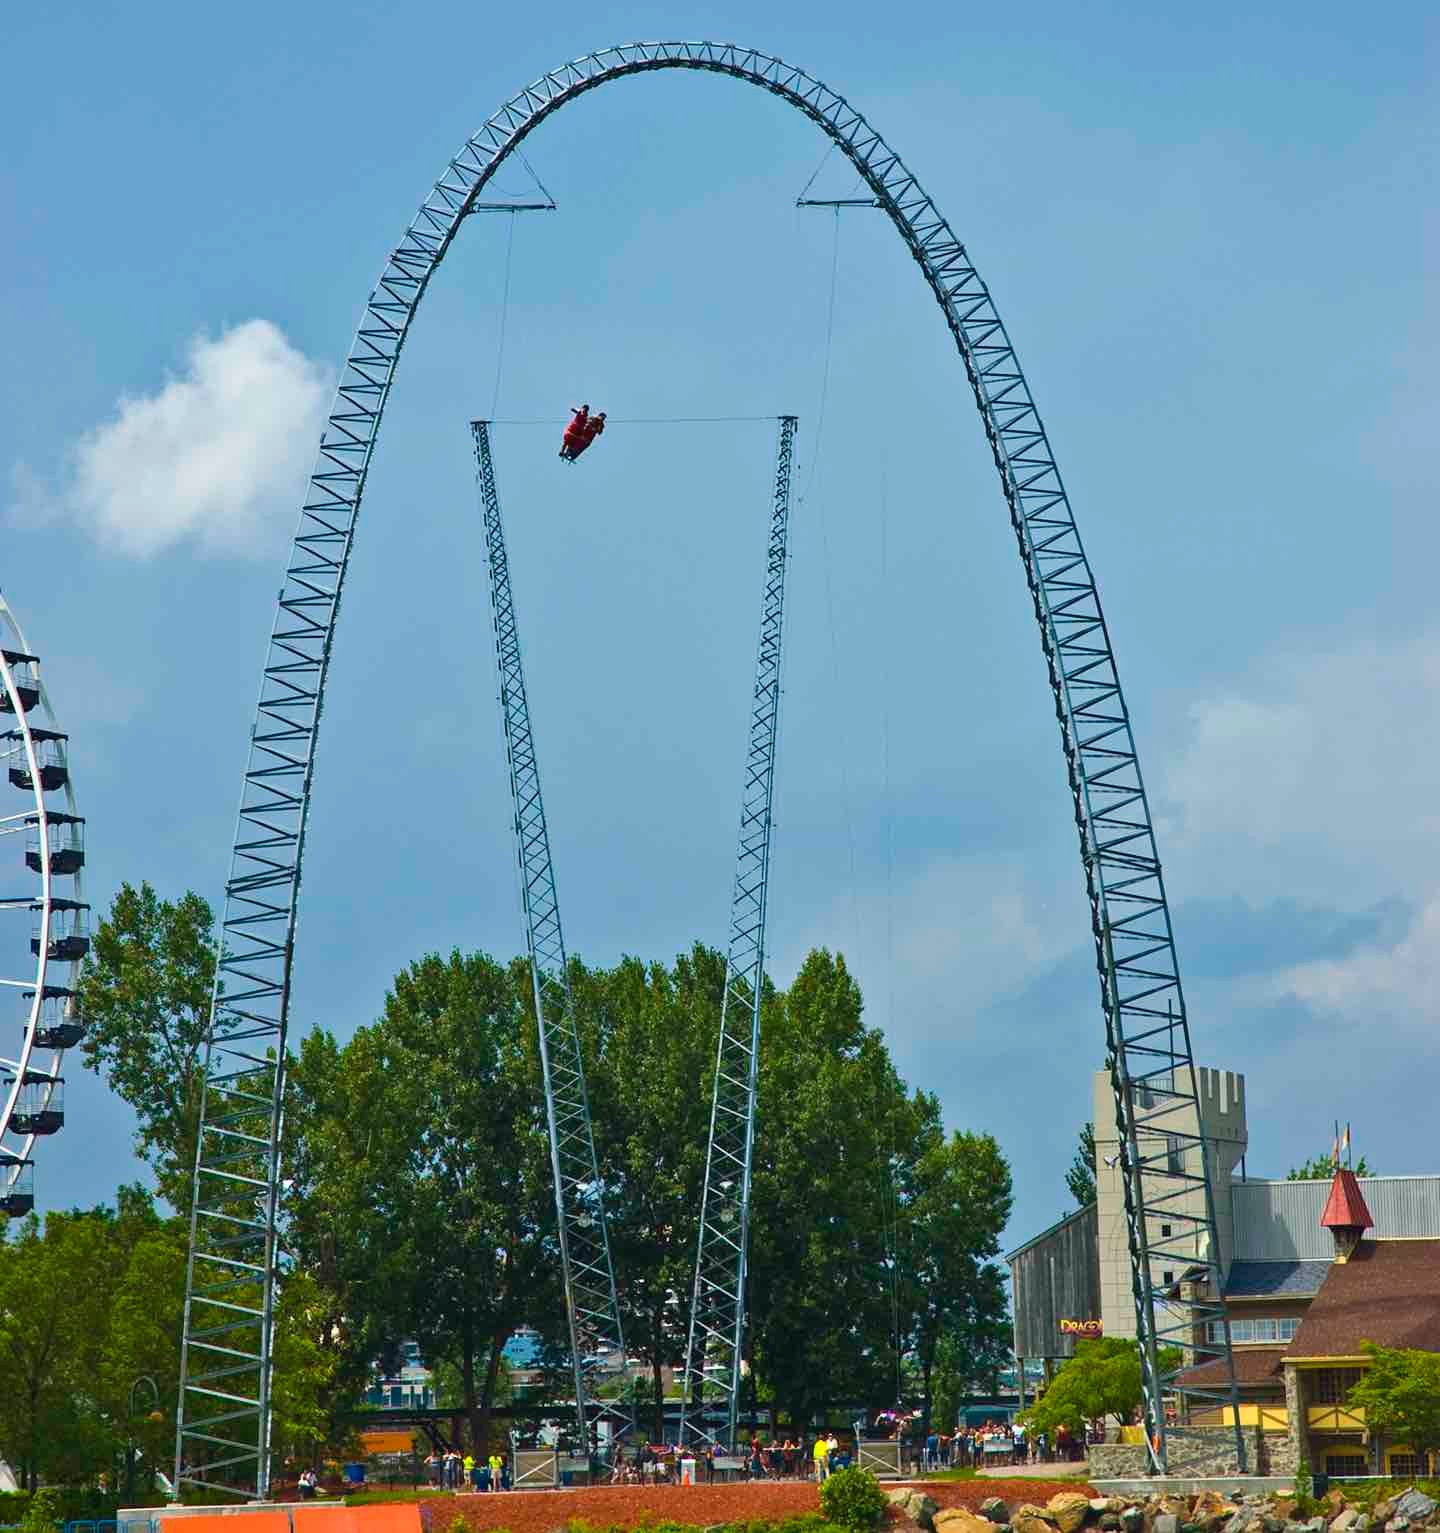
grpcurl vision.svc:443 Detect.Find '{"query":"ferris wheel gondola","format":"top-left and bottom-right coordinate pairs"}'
top-left (0, 592), bottom-right (85, 1217)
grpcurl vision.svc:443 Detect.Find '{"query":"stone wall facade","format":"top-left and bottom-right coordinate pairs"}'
top-left (1257, 1428), bottom-right (1298, 1476)
top-left (1089, 1428), bottom-right (1246, 1479)
top-left (1283, 1364), bottom-right (1304, 1469)
top-left (1088, 1443), bottom-right (1152, 1479)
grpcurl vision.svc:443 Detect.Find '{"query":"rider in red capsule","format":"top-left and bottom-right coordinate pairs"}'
top-left (560, 406), bottom-right (607, 462)
top-left (560, 405), bottom-right (589, 461)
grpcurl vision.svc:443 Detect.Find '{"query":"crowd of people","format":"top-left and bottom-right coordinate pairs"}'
top-left (424, 1448), bottom-right (512, 1490)
top-left (911, 1421), bottom-right (1089, 1470)
top-left (608, 1433), bottom-right (853, 1484)
top-left (414, 1416), bottom-right (1094, 1493)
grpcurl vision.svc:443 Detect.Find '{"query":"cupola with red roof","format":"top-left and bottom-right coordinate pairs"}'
top-left (1320, 1165), bottom-right (1373, 1260)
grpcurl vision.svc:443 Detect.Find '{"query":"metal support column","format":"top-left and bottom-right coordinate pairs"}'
top-left (470, 420), bottom-right (630, 1454)
top-left (680, 415), bottom-right (796, 1449)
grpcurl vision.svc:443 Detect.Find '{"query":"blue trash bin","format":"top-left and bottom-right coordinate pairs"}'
top-left (343, 1463), bottom-right (367, 1485)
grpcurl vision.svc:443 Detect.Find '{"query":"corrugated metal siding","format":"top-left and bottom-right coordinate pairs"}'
top-left (1009, 1203), bottom-right (1100, 1358)
top-left (1232, 1176), bottom-right (1440, 1260)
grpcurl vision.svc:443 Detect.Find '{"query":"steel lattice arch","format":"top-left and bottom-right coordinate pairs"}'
top-left (177, 41), bottom-right (1245, 1495)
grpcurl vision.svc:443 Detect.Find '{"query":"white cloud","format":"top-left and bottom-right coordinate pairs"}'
top-left (1271, 895), bottom-right (1440, 1030)
top-left (20, 320), bottom-right (332, 558)
top-left (774, 852), bottom-right (1075, 1034)
top-left (1160, 631), bottom-right (1440, 908)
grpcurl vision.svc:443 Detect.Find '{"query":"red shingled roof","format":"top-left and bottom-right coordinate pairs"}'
top-left (1177, 1345), bottom-right (1287, 1389)
top-left (1321, 1167), bottom-right (1374, 1231)
top-left (1286, 1239), bottom-right (1440, 1357)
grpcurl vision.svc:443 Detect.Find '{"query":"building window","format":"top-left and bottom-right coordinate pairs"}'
top-left (1161, 1224), bottom-right (1172, 1237)
top-left (1313, 1368), bottom-right (1363, 1404)
top-left (1208, 1317), bottom-right (1301, 1344)
top-left (1327, 1455), bottom-right (1368, 1477)
top-left (1167, 1134), bottom-right (1184, 1173)
top-left (1388, 1452), bottom-right (1427, 1478)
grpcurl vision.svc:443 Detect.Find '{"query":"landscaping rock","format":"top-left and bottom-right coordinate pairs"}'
top-left (1048, 1493), bottom-right (1093, 1533)
top-left (912, 1495), bottom-right (941, 1531)
top-left (981, 1501), bottom-right (1013, 1525)
top-left (1012, 1504), bottom-right (1059, 1533)
top-left (1153, 1515), bottom-right (1180, 1533)
top-left (1393, 1496), bottom-right (1438, 1525)
top-left (934, 1511), bottom-right (996, 1533)
top-left (1195, 1494), bottom-right (1242, 1523)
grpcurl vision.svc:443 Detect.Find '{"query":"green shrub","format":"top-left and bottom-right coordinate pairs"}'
top-left (19, 1489), bottom-right (65, 1533)
top-left (445, 1515), bottom-right (470, 1533)
top-left (820, 1468), bottom-right (888, 1533)
top-left (723, 1518), bottom-right (839, 1533)
top-left (0, 1493), bottom-right (31, 1525)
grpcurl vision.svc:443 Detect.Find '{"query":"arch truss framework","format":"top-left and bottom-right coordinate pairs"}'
top-left (177, 41), bottom-right (1243, 1495)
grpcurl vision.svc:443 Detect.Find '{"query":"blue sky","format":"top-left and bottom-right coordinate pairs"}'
top-left (3, 1), bottom-right (1435, 1255)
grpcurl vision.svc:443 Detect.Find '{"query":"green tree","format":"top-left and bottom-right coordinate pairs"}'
top-left (1021, 1337), bottom-right (1182, 1435)
top-left (1347, 1343), bottom-right (1440, 1473)
top-left (0, 1210), bottom-right (125, 1486)
top-left (746, 949), bottom-right (922, 1420)
top-left (97, 1188), bottom-right (187, 1487)
top-left (1066, 1122), bottom-right (1097, 1207)
top-left (271, 1269), bottom-right (345, 1460)
top-left (287, 951), bottom-right (562, 1452)
top-left (577, 946), bottom-right (721, 1439)
top-left (284, 940), bottom-right (1019, 1453)
top-left (895, 1128), bottom-right (1013, 1427)
top-left (929, 1267), bottom-right (1014, 1423)
top-left (78, 882), bottom-right (215, 1205)
top-left (1287, 1150), bottom-right (1371, 1179)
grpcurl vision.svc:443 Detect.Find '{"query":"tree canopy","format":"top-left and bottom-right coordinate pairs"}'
top-left (1287, 1150), bottom-right (1371, 1179)
top-left (77, 881), bottom-right (216, 1206)
top-left (1066, 1122), bottom-right (1097, 1208)
top-left (1020, 1337), bottom-right (1182, 1435)
top-left (51, 881), bottom-right (1017, 1475)
top-left (1347, 1342), bottom-right (1440, 1470)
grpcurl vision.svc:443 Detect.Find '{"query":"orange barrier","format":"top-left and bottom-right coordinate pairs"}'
top-left (293, 1506), bottom-right (422, 1533)
top-left (173, 1517), bottom-right (291, 1533)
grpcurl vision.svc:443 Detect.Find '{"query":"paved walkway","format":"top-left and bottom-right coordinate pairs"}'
top-left (974, 1462), bottom-right (1091, 1479)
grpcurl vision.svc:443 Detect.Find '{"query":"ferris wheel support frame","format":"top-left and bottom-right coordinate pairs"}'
top-left (680, 415), bottom-right (795, 1450)
top-left (178, 41), bottom-right (1244, 1493)
top-left (0, 593), bottom-right (81, 1218)
top-left (470, 419), bottom-right (631, 1453)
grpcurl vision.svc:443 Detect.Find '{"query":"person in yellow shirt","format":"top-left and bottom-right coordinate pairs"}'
top-left (489, 1452), bottom-right (504, 1491)
top-left (813, 1434), bottom-right (830, 1483)
top-left (462, 1453), bottom-right (475, 1489)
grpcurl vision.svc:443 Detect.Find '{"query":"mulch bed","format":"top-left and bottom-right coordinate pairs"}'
top-left (430, 1478), bottom-right (1098, 1533)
